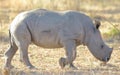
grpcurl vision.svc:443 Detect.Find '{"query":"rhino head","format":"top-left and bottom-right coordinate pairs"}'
top-left (85, 20), bottom-right (113, 62)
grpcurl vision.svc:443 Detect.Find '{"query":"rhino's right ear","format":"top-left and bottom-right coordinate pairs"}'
top-left (94, 20), bottom-right (101, 29)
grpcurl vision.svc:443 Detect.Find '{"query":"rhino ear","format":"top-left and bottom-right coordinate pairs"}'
top-left (94, 20), bottom-right (101, 29)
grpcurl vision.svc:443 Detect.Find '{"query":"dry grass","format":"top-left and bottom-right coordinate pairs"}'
top-left (0, 0), bottom-right (120, 75)
top-left (0, 43), bottom-right (120, 75)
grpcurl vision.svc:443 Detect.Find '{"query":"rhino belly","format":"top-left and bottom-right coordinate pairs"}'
top-left (32, 30), bottom-right (62, 48)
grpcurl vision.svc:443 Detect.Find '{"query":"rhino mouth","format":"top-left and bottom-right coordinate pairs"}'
top-left (94, 56), bottom-right (110, 62)
top-left (101, 57), bottom-right (110, 62)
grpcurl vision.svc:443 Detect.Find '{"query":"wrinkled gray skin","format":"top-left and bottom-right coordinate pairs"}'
top-left (4, 9), bottom-right (113, 70)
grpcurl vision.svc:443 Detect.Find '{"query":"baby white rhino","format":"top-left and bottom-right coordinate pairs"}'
top-left (4, 9), bottom-right (113, 69)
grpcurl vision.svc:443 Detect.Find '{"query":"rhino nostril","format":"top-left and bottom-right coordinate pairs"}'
top-left (106, 57), bottom-right (110, 61)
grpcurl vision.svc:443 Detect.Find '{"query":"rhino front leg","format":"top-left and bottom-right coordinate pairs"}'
top-left (59, 40), bottom-right (77, 69)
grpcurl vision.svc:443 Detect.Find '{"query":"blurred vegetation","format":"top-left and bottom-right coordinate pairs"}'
top-left (0, 0), bottom-right (120, 40)
top-left (109, 28), bottom-right (120, 36)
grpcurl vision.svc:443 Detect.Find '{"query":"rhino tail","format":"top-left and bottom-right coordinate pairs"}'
top-left (8, 30), bottom-right (17, 48)
top-left (9, 29), bottom-right (12, 45)
top-left (8, 29), bottom-right (14, 46)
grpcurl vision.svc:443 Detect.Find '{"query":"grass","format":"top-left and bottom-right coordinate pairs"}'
top-left (0, 0), bottom-right (120, 75)
top-left (107, 28), bottom-right (120, 37)
top-left (0, 44), bottom-right (120, 75)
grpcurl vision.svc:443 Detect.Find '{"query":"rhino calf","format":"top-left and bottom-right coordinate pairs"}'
top-left (4, 9), bottom-right (113, 69)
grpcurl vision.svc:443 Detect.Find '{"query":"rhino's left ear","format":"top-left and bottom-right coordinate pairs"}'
top-left (94, 20), bottom-right (101, 29)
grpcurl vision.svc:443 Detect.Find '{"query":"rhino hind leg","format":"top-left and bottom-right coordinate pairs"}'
top-left (18, 41), bottom-right (35, 69)
top-left (59, 40), bottom-right (77, 70)
top-left (4, 41), bottom-right (18, 69)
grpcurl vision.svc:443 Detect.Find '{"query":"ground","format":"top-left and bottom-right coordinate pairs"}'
top-left (0, 0), bottom-right (120, 75)
top-left (0, 42), bottom-right (120, 75)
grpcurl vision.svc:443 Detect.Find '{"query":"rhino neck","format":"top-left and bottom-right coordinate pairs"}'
top-left (84, 27), bottom-right (96, 49)
top-left (82, 26), bottom-right (91, 46)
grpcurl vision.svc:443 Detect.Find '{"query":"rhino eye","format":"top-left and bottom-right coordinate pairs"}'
top-left (101, 45), bottom-right (104, 49)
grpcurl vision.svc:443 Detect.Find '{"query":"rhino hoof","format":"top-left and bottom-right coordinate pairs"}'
top-left (59, 57), bottom-right (66, 69)
top-left (4, 65), bottom-right (14, 70)
top-left (27, 65), bottom-right (36, 69)
top-left (69, 64), bottom-right (78, 70)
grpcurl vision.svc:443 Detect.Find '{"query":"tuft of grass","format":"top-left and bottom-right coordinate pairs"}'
top-left (102, 27), bottom-right (120, 43)
top-left (105, 28), bottom-right (120, 37)
top-left (110, 28), bottom-right (120, 36)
